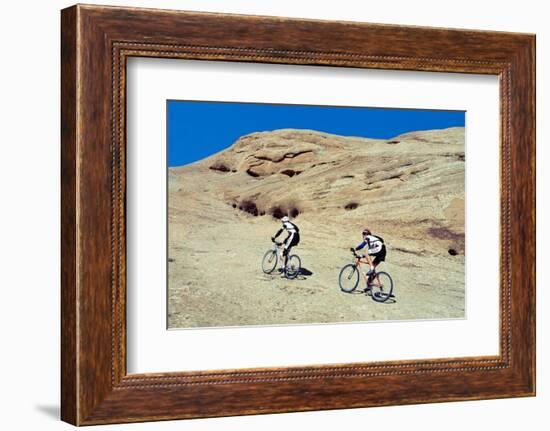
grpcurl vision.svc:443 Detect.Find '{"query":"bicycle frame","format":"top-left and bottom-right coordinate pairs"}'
top-left (272, 241), bottom-right (284, 263)
top-left (266, 240), bottom-right (300, 279)
top-left (351, 253), bottom-right (382, 289)
top-left (271, 241), bottom-right (292, 270)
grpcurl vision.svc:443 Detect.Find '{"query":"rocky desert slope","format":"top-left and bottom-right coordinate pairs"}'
top-left (168, 128), bottom-right (465, 328)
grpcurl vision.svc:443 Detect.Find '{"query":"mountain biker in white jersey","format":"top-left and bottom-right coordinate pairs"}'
top-left (351, 228), bottom-right (386, 287)
top-left (272, 216), bottom-right (300, 269)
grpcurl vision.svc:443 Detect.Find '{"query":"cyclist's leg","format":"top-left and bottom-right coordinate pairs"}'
top-left (371, 249), bottom-right (386, 286)
top-left (286, 235), bottom-right (300, 267)
top-left (373, 246), bottom-right (386, 269)
top-left (372, 244), bottom-right (386, 266)
top-left (364, 253), bottom-right (379, 284)
top-left (282, 232), bottom-right (295, 267)
top-left (282, 245), bottom-right (290, 268)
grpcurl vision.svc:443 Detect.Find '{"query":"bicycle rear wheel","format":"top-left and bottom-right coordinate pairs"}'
top-left (262, 249), bottom-right (278, 274)
top-left (285, 255), bottom-right (301, 279)
top-left (339, 264), bottom-right (359, 293)
top-left (371, 271), bottom-right (393, 302)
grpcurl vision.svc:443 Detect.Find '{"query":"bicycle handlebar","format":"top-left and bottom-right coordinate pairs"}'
top-left (350, 249), bottom-right (365, 259)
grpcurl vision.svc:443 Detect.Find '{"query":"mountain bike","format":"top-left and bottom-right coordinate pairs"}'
top-left (338, 249), bottom-right (393, 302)
top-left (262, 239), bottom-right (301, 279)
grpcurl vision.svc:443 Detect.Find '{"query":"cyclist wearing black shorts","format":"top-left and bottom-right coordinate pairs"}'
top-left (353, 228), bottom-right (386, 280)
top-left (272, 216), bottom-right (300, 268)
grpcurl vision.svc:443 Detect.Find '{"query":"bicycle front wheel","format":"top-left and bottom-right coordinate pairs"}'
top-left (371, 271), bottom-right (393, 302)
top-left (262, 249), bottom-right (278, 274)
top-left (285, 255), bottom-right (301, 279)
top-left (339, 264), bottom-right (359, 293)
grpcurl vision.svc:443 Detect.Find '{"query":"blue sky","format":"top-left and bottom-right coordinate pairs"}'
top-left (167, 100), bottom-right (465, 167)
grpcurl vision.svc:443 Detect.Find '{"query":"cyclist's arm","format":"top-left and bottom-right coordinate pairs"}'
top-left (355, 241), bottom-right (366, 251)
top-left (273, 228), bottom-right (283, 239)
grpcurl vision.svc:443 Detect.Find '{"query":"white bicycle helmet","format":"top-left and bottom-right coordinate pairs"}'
top-left (281, 216), bottom-right (290, 223)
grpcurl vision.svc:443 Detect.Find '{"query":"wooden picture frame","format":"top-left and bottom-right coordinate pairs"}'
top-left (61, 4), bottom-right (535, 425)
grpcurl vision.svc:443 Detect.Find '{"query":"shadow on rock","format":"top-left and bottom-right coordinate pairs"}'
top-left (289, 266), bottom-right (314, 280)
top-left (350, 289), bottom-right (397, 304)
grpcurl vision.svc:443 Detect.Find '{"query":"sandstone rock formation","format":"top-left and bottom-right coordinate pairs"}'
top-left (168, 128), bottom-right (465, 328)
